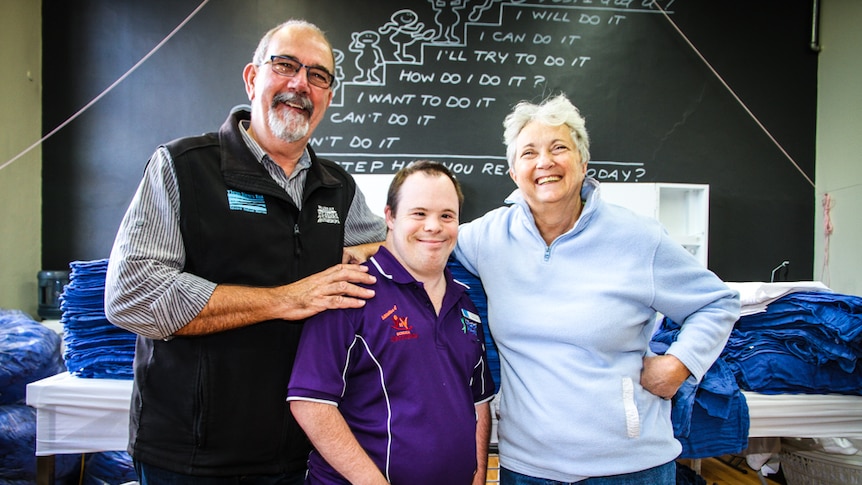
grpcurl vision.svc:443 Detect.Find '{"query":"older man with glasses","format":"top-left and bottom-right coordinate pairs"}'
top-left (104, 19), bottom-right (386, 485)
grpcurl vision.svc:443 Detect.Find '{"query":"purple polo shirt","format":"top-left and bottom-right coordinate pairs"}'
top-left (288, 246), bottom-right (495, 484)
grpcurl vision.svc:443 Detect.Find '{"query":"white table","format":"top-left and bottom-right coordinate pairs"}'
top-left (744, 391), bottom-right (862, 439)
top-left (26, 374), bottom-right (862, 483)
top-left (25, 372), bottom-right (133, 485)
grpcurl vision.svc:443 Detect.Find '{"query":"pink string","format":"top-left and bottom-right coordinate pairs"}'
top-left (821, 193), bottom-right (833, 284)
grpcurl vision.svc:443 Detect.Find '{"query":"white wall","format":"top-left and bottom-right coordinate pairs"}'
top-left (814, 0), bottom-right (862, 296)
top-left (0, 1), bottom-right (42, 317)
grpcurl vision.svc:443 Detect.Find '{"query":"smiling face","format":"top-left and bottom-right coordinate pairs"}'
top-left (384, 172), bottom-right (460, 281)
top-left (243, 24), bottom-right (334, 147)
top-left (509, 121), bottom-right (587, 210)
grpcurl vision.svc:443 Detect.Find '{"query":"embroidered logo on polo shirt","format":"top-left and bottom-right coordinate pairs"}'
top-left (382, 304), bottom-right (417, 342)
top-left (461, 308), bottom-right (480, 338)
top-left (227, 190), bottom-right (267, 214)
top-left (317, 205), bottom-right (341, 224)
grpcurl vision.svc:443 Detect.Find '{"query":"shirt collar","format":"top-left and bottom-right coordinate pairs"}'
top-left (239, 119), bottom-right (312, 176)
top-left (504, 177), bottom-right (600, 234)
top-left (369, 246), bottom-right (467, 315)
top-left (368, 246), bottom-right (413, 284)
top-left (369, 245), bottom-right (464, 290)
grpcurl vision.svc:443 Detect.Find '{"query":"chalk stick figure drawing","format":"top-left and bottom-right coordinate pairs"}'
top-left (469, 0), bottom-right (528, 22)
top-left (378, 9), bottom-right (435, 63)
top-left (332, 48), bottom-right (345, 95)
top-left (349, 30), bottom-right (385, 84)
top-left (429, 0), bottom-right (466, 44)
top-left (469, 0), bottom-right (498, 21)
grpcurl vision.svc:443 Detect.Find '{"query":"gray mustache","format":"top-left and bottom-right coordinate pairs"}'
top-left (272, 92), bottom-right (313, 115)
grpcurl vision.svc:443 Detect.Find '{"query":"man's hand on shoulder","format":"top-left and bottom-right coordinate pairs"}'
top-left (343, 242), bottom-right (383, 264)
top-left (273, 263), bottom-right (378, 320)
top-left (174, 263), bottom-right (378, 336)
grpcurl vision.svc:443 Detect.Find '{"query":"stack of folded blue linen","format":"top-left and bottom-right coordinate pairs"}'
top-left (724, 291), bottom-right (862, 395)
top-left (60, 259), bottom-right (135, 379)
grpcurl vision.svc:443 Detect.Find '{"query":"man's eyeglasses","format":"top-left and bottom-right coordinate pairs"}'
top-left (264, 55), bottom-right (335, 89)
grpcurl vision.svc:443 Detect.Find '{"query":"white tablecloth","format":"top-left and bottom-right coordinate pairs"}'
top-left (25, 372), bottom-right (133, 455)
top-left (745, 391), bottom-right (862, 439)
top-left (24, 374), bottom-right (862, 456)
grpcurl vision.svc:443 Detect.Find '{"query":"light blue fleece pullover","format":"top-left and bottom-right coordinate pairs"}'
top-left (454, 178), bottom-right (740, 482)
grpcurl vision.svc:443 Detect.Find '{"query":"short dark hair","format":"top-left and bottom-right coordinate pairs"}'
top-left (386, 160), bottom-right (464, 216)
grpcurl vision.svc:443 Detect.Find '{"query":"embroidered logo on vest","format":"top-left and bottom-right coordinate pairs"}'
top-left (227, 190), bottom-right (267, 214)
top-left (317, 205), bottom-right (341, 224)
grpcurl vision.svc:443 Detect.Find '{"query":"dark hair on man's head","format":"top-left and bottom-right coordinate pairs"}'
top-left (386, 160), bottom-right (464, 216)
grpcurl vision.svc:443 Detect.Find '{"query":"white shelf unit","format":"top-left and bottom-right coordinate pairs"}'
top-left (601, 183), bottom-right (709, 267)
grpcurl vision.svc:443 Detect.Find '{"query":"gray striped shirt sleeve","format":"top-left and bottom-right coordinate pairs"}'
top-left (104, 146), bottom-right (215, 340)
top-left (105, 145), bottom-right (385, 340)
top-left (344, 186), bottom-right (387, 246)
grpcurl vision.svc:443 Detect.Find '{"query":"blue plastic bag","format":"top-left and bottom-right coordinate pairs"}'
top-left (0, 309), bottom-right (65, 404)
top-left (0, 403), bottom-right (80, 482)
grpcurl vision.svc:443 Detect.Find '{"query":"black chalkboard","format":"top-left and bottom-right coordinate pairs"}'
top-left (41, 0), bottom-right (817, 282)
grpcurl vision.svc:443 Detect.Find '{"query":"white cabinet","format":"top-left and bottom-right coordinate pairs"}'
top-left (601, 183), bottom-right (709, 267)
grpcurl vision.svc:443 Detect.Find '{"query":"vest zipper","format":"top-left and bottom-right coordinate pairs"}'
top-left (294, 223), bottom-right (302, 258)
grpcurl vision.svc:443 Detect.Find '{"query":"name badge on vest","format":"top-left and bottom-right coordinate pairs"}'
top-left (227, 190), bottom-right (267, 214)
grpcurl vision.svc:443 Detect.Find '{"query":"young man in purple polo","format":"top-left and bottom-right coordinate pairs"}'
top-left (288, 161), bottom-right (495, 485)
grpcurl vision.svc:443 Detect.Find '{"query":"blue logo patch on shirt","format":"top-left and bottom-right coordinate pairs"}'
top-left (461, 308), bottom-right (480, 338)
top-left (227, 190), bottom-right (267, 214)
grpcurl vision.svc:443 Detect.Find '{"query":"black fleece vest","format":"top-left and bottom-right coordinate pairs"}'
top-left (128, 110), bottom-right (354, 476)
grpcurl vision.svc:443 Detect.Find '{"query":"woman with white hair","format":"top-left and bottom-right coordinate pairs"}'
top-left (454, 94), bottom-right (740, 484)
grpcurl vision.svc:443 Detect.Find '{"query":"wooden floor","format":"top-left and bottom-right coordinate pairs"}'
top-left (485, 455), bottom-right (787, 484)
top-left (690, 456), bottom-right (786, 485)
